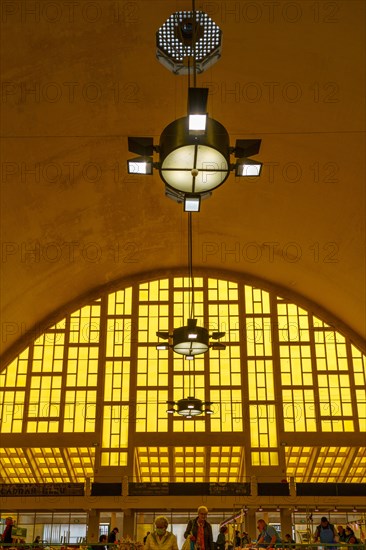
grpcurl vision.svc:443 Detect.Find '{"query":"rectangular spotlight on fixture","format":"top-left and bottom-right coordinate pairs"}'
top-left (128, 136), bottom-right (154, 156)
top-left (127, 156), bottom-right (153, 175)
top-left (156, 331), bottom-right (170, 339)
top-left (235, 159), bottom-right (262, 177)
top-left (211, 343), bottom-right (226, 351)
top-left (189, 114), bottom-right (207, 131)
top-left (234, 139), bottom-right (262, 158)
top-left (211, 331), bottom-right (226, 339)
top-left (184, 194), bottom-right (201, 212)
top-left (188, 88), bottom-right (208, 133)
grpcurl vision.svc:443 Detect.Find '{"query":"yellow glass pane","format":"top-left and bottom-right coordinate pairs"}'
top-left (251, 452), bottom-right (260, 465)
top-left (245, 286), bottom-right (253, 313)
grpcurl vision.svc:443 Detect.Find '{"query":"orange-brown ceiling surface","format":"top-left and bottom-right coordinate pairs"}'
top-left (1, 0), bottom-right (365, 363)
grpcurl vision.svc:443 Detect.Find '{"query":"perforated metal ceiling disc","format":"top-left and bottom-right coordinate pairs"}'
top-left (156, 11), bottom-right (222, 75)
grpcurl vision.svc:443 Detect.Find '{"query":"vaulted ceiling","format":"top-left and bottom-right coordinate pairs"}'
top-left (1, 0), bottom-right (365, 365)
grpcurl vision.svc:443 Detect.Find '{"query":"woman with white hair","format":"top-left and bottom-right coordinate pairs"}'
top-left (184, 506), bottom-right (214, 550)
top-left (145, 516), bottom-right (178, 550)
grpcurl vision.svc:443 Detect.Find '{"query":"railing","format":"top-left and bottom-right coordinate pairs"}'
top-left (0, 544), bottom-right (144, 550)
top-left (0, 543), bottom-right (365, 550)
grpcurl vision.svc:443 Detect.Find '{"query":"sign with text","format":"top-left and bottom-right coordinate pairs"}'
top-left (0, 483), bottom-right (84, 497)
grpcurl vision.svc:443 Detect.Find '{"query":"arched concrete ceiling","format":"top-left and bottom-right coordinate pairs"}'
top-left (1, 0), bottom-right (365, 361)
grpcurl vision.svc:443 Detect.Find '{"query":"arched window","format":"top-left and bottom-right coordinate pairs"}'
top-left (0, 273), bottom-right (365, 484)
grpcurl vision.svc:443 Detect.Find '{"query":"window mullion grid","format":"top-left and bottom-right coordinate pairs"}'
top-left (23, 339), bottom-right (34, 433)
top-left (203, 276), bottom-right (211, 432)
top-left (268, 294), bottom-right (284, 466)
top-left (238, 283), bottom-right (251, 474)
top-left (346, 339), bottom-right (360, 432)
top-left (93, 293), bottom-right (109, 470)
top-left (128, 283), bottom-right (140, 477)
top-left (308, 312), bottom-right (322, 431)
top-left (59, 314), bottom-right (71, 437)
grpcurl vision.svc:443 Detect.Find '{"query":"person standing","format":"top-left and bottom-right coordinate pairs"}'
top-left (337, 526), bottom-right (347, 543)
top-left (184, 506), bottom-right (214, 550)
top-left (284, 535), bottom-right (295, 546)
top-left (33, 536), bottom-right (42, 550)
top-left (344, 527), bottom-right (359, 550)
top-left (92, 534), bottom-right (108, 550)
top-left (1, 518), bottom-right (14, 544)
top-left (216, 527), bottom-right (228, 550)
top-left (108, 528), bottom-right (119, 545)
top-left (255, 520), bottom-right (281, 549)
top-left (145, 517), bottom-right (178, 550)
top-left (313, 517), bottom-right (337, 549)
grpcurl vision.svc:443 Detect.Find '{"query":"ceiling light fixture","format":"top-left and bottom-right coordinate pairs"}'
top-left (165, 300), bottom-right (214, 418)
top-left (161, 211), bottom-right (220, 417)
top-left (166, 396), bottom-right (213, 418)
top-left (127, 3), bottom-right (262, 210)
top-left (156, 10), bottom-right (222, 75)
top-left (156, 215), bottom-right (226, 358)
top-left (128, 106), bottom-right (262, 209)
top-left (160, 319), bottom-right (226, 357)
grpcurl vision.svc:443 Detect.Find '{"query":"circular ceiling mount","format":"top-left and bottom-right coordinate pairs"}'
top-left (156, 11), bottom-right (222, 75)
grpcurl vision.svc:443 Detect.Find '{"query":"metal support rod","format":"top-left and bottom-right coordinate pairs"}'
top-left (188, 212), bottom-right (194, 320)
top-left (192, 0), bottom-right (197, 87)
